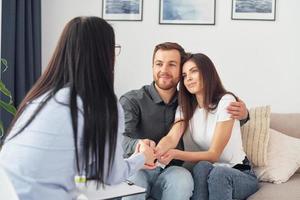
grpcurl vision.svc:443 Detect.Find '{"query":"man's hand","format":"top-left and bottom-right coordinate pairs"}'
top-left (227, 98), bottom-right (248, 120)
top-left (141, 139), bottom-right (157, 169)
top-left (141, 139), bottom-right (156, 149)
top-left (143, 163), bottom-right (157, 170)
top-left (136, 141), bottom-right (156, 168)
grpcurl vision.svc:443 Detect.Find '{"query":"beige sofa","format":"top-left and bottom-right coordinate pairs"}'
top-left (248, 113), bottom-right (300, 200)
top-left (183, 113), bottom-right (300, 200)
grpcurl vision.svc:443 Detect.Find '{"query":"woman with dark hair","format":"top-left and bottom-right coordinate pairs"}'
top-left (0, 16), bottom-right (155, 200)
top-left (159, 53), bottom-right (259, 200)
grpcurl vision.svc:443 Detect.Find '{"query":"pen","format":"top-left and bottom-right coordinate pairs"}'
top-left (125, 180), bottom-right (134, 186)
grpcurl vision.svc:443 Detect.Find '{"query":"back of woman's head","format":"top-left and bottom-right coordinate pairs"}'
top-left (48, 16), bottom-right (115, 94)
top-left (179, 53), bottom-right (230, 126)
top-left (7, 16), bottom-right (118, 184)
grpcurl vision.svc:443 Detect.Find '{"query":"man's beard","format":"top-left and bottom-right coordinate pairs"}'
top-left (154, 78), bottom-right (177, 90)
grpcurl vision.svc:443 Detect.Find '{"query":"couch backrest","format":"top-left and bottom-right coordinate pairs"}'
top-left (270, 113), bottom-right (300, 139)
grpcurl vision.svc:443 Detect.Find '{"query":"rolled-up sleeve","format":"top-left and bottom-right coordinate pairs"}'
top-left (119, 95), bottom-right (140, 158)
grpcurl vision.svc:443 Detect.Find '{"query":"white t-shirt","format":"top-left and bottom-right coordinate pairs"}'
top-left (176, 94), bottom-right (246, 167)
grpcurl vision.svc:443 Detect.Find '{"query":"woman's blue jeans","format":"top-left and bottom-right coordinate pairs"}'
top-left (191, 161), bottom-right (259, 200)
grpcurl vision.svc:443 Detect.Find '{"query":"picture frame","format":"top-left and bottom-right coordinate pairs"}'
top-left (231, 0), bottom-right (276, 21)
top-left (102, 0), bottom-right (143, 21)
top-left (159, 0), bottom-right (216, 25)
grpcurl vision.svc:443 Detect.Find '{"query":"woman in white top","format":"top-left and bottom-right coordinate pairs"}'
top-left (0, 17), bottom-right (155, 200)
top-left (159, 53), bottom-right (258, 200)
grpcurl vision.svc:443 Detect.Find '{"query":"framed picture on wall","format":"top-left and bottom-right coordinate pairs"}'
top-left (159, 0), bottom-right (216, 25)
top-left (231, 0), bottom-right (276, 21)
top-left (102, 0), bottom-right (143, 21)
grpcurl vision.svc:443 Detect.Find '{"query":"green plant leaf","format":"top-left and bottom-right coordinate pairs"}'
top-left (1, 58), bottom-right (16, 139)
top-left (0, 100), bottom-right (17, 115)
top-left (0, 80), bottom-right (12, 98)
top-left (1, 58), bottom-right (8, 72)
top-left (1, 58), bottom-right (8, 66)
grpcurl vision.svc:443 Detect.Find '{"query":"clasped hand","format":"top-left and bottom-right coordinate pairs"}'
top-left (135, 139), bottom-right (175, 169)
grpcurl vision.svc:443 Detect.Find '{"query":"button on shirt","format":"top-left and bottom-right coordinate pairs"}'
top-left (120, 82), bottom-right (184, 166)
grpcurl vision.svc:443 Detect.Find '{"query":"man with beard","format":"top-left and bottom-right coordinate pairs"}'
top-left (120, 42), bottom-right (249, 200)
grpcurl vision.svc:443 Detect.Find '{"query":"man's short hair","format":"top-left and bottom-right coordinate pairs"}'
top-left (152, 42), bottom-right (186, 66)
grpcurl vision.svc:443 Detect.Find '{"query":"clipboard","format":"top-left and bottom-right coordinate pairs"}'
top-left (78, 181), bottom-right (146, 200)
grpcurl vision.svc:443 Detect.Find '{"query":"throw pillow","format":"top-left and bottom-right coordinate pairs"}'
top-left (241, 106), bottom-right (271, 167)
top-left (254, 129), bottom-right (300, 184)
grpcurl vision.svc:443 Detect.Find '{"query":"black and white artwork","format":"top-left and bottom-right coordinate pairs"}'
top-left (159, 0), bottom-right (215, 25)
top-left (232, 0), bottom-right (276, 20)
top-left (102, 0), bottom-right (143, 21)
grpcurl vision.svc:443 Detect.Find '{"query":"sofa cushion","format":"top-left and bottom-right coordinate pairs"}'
top-left (254, 129), bottom-right (300, 184)
top-left (270, 113), bottom-right (300, 174)
top-left (241, 106), bottom-right (270, 167)
top-left (248, 173), bottom-right (300, 200)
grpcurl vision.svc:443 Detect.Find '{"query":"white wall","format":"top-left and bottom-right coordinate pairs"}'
top-left (42, 0), bottom-right (300, 113)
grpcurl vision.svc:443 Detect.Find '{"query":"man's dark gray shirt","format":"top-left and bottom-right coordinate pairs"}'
top-left (120, 82), bottom-right (184, 166)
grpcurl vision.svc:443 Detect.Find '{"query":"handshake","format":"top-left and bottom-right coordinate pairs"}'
top-left (135, 139), bottom-right (176, 169)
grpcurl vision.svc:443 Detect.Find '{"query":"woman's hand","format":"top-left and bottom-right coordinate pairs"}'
top-left (158, 149), bottom-right (177, 165)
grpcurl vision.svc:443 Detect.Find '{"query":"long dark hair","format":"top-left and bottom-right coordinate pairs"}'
top-left (4, 17), bottom-right (118, 184)
top-left (179, 53), bottom-right (237, 130)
